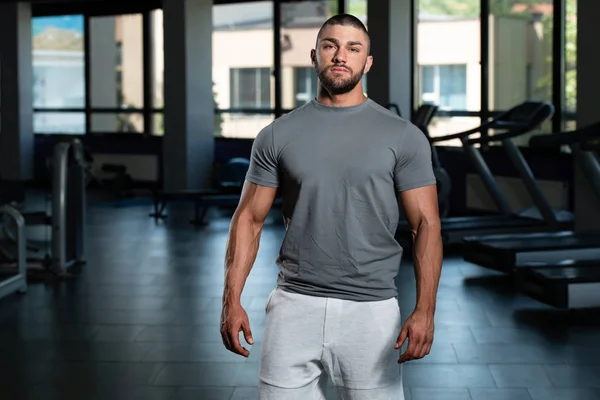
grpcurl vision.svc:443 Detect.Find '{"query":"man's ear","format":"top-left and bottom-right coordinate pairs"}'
top-left (310, 49), bottom-right (317, 67)
top-left (363, 55), bottom-right (373, 74)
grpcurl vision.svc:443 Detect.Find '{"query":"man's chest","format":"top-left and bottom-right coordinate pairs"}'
top-left (277, 134), bottom-right (397, 187)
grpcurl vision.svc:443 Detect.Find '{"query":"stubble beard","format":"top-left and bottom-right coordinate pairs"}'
top-left (317, 63), bottom-right (365, 95)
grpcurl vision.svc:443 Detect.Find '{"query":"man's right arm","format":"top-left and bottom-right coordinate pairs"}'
top-left (224, 181), bottom-right (278, 306)
top-left (221, 181), bottom-right (278, 357)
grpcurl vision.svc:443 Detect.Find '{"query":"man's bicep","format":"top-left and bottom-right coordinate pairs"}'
top-left (394, 124), bottom-right (437, 192)
top-left (398, 184), bottom-right (440, 230)
top-left (236, 181), bottom-right (278, 224)
top-left (246, 123), bottom-right (279, 188)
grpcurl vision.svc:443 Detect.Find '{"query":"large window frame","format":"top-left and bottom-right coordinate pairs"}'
top-left (31, 0), bottom-right (348, 136)
top-left (32, 6), bottom-right (157, 135)
top-left (31, 0), bottom-right (574, 139)
top-left (414, 0), bottom-right (574, 141)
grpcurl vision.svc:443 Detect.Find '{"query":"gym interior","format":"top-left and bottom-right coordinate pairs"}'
top-left (0, 0), bottom-right (599, 398)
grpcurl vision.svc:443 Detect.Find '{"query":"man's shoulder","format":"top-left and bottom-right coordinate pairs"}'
top-left (274, 101), bottom-right (315, 125)
top-left (364, 99), bottom-right (412, 129)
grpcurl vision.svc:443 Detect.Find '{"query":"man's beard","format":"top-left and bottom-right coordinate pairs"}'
top-left (317, 63), bottom-right (364, 95)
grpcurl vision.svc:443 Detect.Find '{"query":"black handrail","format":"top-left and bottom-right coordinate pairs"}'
top-left (529, 120), bottom-right (600, 148)
top-left (581, 140), bottom-right (600, 152)
top-left (467, 102), bottom-right (554, 145)
top-left (431, 101), bottom-right (554, 145)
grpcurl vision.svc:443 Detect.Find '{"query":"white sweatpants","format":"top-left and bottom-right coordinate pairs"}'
top-left (258, 287), bottom-right (405, 400)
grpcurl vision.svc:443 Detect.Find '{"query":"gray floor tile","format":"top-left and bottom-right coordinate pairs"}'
top-left (488, 364), bottom-right (552, 388)
top-left (231, 387), bottom-right (259, 400)
top-left (142, 343), bottom-right (247, 363)
top-left (152, 363), bottom-right (246, 386)
top-left (38, 362), bottom-right (164, 386)
top-left (410, 388), bottom-right (471, 400)
top-left (403, 364), bottom-right (496, 388)
top-left (469, 327), bottom-right (552, 345)
top-left (1, 201), bottom-right (599, 399)
top-left (469, 388), bottom-right (533, 400)
top-left (453, 343), bottom-right (565, 364)
top-left (92, 325), bottom-right (146, 342)
top-left (173, 387), bottom-right (236, 400)
top-left (528, 388), bottom-right (600, 400)
top-left (544, 365), bottom-right (600, 388)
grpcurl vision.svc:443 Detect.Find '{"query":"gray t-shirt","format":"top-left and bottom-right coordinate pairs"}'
top-left (246, 98), bottom-right (436, 302)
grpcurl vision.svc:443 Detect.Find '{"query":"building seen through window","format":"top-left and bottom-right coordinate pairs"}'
top-left (32, 13), bottom-right (143, 134)
top-left (29, 0), bottom-right (573, 143)
top-left (416, 0), bottom-right (557, 146)
top-left (32, 15), bottom-right (85, 134)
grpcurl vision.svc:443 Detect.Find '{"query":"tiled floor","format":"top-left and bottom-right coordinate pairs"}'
top-left (1, 198), bottom-right (600, 400)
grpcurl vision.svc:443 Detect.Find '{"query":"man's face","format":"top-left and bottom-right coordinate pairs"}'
top-left (311, 24), bottom-right (373, 95)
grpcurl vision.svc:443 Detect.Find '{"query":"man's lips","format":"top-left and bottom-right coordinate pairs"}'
top-left (330, 67), bottom-right (349, 73)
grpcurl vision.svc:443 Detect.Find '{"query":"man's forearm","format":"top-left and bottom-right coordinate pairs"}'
top-left (412, 219), bottom-right (443, 313)
top-left (223, 213), bottom-right (263, 307)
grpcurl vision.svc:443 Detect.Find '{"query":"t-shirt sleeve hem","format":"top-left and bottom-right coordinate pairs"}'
top-left (246, 174), bottom-right (279, 188)
top-left (395, 179), bottom-right (437, 192)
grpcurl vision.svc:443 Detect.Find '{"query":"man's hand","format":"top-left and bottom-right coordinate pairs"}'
top-left (220, 302), bottom-right (254, 358)
top-left (394, 309), bottom-right (435, 363)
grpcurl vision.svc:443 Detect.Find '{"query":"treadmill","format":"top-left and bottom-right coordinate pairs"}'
top-left (396, 101), bottom-right (571, 245)
top-left (462, 121), bottom-right (600, 273)
top-left (517, 127), bottom-right (600, 308)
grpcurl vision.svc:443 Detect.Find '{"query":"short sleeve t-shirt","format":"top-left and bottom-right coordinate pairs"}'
top-left (246, 98), bottom-right (436, 301)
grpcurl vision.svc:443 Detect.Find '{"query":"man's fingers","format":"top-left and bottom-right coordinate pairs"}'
top-left (228, 326), bottom-right (250, 357)
top-left (394, 327), bottom-right (408, 350)
top-left (242, 319), bottom-right (254, 345)
top-left (399, 335), bottom-right (435, 363)
top-left (220, 320), bottom-right (232, 350)
top-left (398, 334), bottom-right (419, 363)
top-left (221, 330), bottom-right (231, 350)
top-left (398, 331), bottom-right (429, 363)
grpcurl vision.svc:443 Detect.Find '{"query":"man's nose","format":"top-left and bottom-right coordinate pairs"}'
top-left (333, 48), bottom-right (347, 63)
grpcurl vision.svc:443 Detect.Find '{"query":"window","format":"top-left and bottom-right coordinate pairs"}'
top-left (346, 0), bottom-right (366, 17)
top-left (294, 67), bottom-right (318, 107)
top-left (32, 14), bottom-right (85, 134)
top-left (150, 9), bottom-right (164, 135)
top-left (488, 0), bottom-right (553, 111)
top-left (89, 13), bottom-right (144, 133)
top-left (416, 1), bottom-right (481, 146)
top-left (212, 2), bottom-right (275, 138)
top-left (564, 0), bottom-right (577, 129)
top-left (420, 64), bottom-right (467, 110)
top-left (31, 13), bottom-right (147, 135)
top-left (230, 68), bottom-right (271, 109)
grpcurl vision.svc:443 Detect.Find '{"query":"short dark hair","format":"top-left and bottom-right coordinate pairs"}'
top-left (316, 13), bottom-right (370, 54)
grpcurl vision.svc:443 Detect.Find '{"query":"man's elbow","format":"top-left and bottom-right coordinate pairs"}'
top-left (411, 214), bottom-right (441, 237)
top-left (232, 207), bottom-right (267, 234)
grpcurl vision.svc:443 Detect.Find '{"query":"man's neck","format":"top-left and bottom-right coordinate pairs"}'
top-left (316, 87), bottom-right (367, 108)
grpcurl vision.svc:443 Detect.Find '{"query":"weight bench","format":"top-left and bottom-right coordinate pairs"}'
top-left (150, 189), bottom-right (242, 226)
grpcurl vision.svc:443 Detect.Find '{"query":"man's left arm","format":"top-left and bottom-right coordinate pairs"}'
top-left (394, 184), bottom-right (443, 363)
top-left (391, 123), bottom-right (443, 364)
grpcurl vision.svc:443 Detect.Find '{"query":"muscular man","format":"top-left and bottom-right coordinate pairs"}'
top-left (221, 13), bottom-right (442, 400)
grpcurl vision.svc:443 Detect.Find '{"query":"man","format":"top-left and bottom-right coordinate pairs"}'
top-left (221, 13), bottom-right (442, 400)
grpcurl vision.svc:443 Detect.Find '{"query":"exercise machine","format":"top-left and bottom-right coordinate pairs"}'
top-left (1, 139), bottom-right (86, 278)
top-left (462, 120), bottom-right (600, 271)
top-left (397, 101), bottom-right (569, 245)
top-left (151, 157), bottom-right (267, 226)
top-left (0, 205), bottom-right (27, 300)
top-left (462, 121), bottom-right (600, 309)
